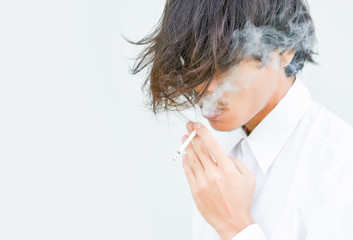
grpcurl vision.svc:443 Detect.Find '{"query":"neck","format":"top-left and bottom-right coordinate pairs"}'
top-left (244, 75), bottom-right (296, 135)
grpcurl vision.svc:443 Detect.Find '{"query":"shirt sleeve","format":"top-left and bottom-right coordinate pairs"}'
top-left (230, 224), bottom-right (267, 240)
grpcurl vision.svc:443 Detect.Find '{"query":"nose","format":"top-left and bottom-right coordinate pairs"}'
top-left (194, 79), bottom-right (218, 94)
top-left (207, 80), bottom-right (218, 92)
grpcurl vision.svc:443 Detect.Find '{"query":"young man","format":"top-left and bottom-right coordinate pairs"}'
top-left (127, 0), bottom-right (353, 239)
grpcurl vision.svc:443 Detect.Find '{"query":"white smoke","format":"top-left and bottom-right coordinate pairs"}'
top-left (199, 19), bottom-right (316, 118)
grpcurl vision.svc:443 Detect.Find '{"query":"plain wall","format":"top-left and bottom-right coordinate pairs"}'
top-left (0, 0), bottom-right (352, 239)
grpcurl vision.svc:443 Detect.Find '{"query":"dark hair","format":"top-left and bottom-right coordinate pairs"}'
top-left (124, 0), bottom-right (317, 114)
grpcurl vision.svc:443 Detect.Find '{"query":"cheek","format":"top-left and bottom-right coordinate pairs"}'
top-left (252, 84), bottom-right (274, 108)
top-left (248, 67), bottom-right (279, 105)
top-left (226, 80), bottom-right (274, 120)
top-left (224, 92), bottom-right (257, 122)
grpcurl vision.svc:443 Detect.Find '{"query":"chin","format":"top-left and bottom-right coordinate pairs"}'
top-left (208, 119), bottom-right (240, 132)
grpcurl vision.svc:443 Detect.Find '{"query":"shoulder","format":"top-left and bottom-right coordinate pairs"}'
top-left (301, 101), bottom-right (353, 158)
top-left (297, 102), bottom-right (353, 219)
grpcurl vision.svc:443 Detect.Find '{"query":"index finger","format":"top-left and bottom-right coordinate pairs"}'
top-left (186, 122), bottom-right (218, 172)
top-left (192, 122), bottom-right (234, 169)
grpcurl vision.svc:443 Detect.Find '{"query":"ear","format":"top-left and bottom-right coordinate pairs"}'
top-left (278, 49), bottom-right (295, 68)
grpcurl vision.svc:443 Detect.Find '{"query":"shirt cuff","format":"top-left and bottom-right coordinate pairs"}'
top-left (230, 223), bottom-right (267, 240)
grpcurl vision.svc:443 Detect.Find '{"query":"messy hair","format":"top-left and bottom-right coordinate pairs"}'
top-left (125, 0), bottom-right (317, 114)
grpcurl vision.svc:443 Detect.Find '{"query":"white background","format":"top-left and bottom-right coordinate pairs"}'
top-left (0, 0), bottom-right (352, 239)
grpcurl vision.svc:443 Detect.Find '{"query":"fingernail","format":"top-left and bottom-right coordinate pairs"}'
top-left (193, 122), bottom-right (202, 129)
top-left (187, 122), bottom-right (193, 130)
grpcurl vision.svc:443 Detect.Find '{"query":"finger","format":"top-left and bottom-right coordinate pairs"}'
top-left (229, 156), bottom-right (252, 176)
top-left (192, 134), bottom-right (219, 171)
top-left (192, 122), bottom-right (233, 168)
top-left (182, 134), bottom-right (205, 180)
top-left (182, 154), bottom-right (196, 189)
top-left (186, 122), bottom-right (218, 171)
top-left (185, 122), bottom-right (206, 171)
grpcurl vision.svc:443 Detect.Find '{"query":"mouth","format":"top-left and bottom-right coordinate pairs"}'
top-left (201, 107), bottom-right (225, 120)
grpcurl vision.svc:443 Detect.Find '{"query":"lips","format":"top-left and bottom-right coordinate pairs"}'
top-left (202, 108), bottom-right (224, 120)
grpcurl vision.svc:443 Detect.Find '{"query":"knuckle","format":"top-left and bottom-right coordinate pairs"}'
top-left (198, 180), bottom-right (208, 191)
top-left (193, 187), bottom-right (202, 196)
top-left (208, 174), bottom-right (218, 184)
top-left (224, 166), bottom-right (235, 175)
top-left (194, 186), bottom-right (204, 196)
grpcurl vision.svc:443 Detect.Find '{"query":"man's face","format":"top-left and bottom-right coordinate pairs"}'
top-left (195, 52), bottom-right (291, 132)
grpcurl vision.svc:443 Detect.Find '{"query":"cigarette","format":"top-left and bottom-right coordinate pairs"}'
top-left (173, 130), bottom-right (197, 161)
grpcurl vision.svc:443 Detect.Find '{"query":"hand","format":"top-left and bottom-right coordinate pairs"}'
top-left (182, 121), bottom-right (256, 240)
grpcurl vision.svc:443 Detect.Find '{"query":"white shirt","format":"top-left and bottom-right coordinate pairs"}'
top-left (191, 78), bottom-right (353, 240)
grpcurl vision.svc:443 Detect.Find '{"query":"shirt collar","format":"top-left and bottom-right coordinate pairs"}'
top-left (210, 126), bottom-right (247, 155)
top-left (238, 78), bottom-right (313, 174)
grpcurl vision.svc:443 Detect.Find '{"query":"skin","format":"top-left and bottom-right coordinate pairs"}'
top-left (182, 49), bottom-right (295, 239)
top-left (195, 49), bottom-right (296, 133)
